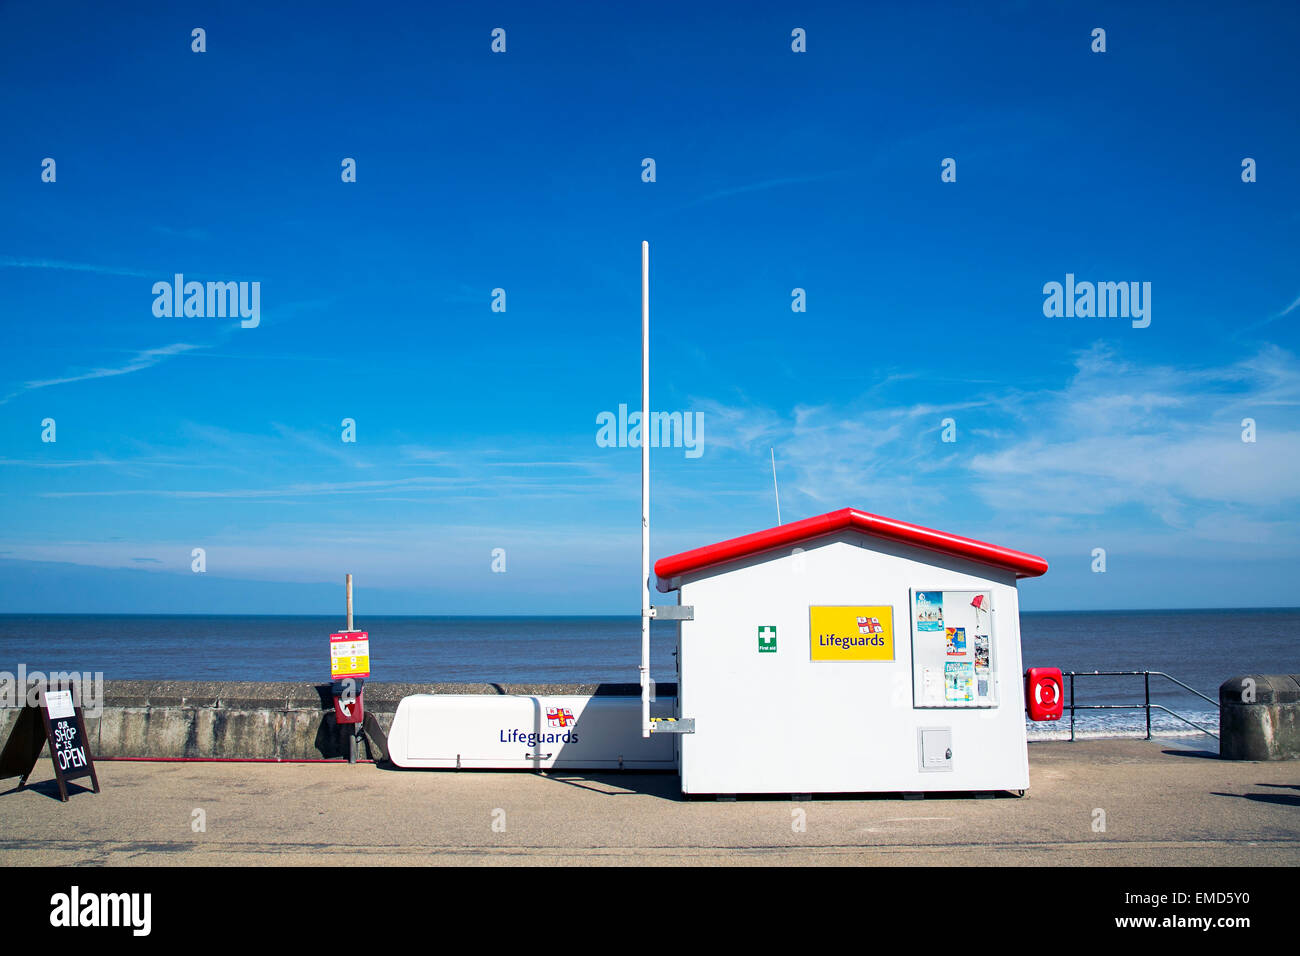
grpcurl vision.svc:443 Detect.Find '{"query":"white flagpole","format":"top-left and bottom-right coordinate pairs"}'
top-left (640, 240), bottom-right (652, 737)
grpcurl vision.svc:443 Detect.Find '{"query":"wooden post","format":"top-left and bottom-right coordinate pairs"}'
top-left (346, 573), bottom-right (354, 632)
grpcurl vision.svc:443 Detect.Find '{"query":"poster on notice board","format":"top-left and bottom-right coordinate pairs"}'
top-left (914, 591), bottom-right (944, 631)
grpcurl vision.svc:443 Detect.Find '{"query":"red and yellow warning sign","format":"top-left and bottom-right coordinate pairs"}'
top-left (330, 631), bottom-right (370, 679)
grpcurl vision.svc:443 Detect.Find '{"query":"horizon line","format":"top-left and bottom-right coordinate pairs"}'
top-left (1, 606), bottom-right (1298, 618)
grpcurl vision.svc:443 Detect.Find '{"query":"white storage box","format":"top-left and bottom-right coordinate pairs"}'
top-left (387, 694), bottom-right (677, 770)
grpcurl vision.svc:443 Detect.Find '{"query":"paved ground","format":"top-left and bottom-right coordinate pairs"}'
top-left (1, 738), bottom-right (1297, 866)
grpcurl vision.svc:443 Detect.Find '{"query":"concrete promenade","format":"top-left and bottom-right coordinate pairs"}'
top-left (1, 738), bottom-right (1297, 866)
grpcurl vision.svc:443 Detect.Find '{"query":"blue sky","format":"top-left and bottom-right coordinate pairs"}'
top-left (1, 1), bottom-right (1298, 613)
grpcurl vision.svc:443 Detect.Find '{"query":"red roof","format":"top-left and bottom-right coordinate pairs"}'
top-left (654, 507), bottom-right (1048, 587)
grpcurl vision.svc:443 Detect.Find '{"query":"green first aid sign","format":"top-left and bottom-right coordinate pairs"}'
top-left (758, 626), bottom-right (777, 653)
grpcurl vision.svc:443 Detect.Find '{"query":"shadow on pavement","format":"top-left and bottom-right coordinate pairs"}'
top-left (1211, 790), bottom-right (1300, 808)
top-left (1159, 748), bottom-right (1221, 760)
top-left (539, 772), bottom-right (1027, 802)
top-left (1, 777), bottom-right (95, 802)
top-left (543, 771), bottom-right (685, 800)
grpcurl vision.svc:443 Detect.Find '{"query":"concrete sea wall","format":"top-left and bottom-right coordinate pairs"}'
top-left (12, 675), bottom-right (1282, 762)
top-left (0, 681), bottom-right (675, 761)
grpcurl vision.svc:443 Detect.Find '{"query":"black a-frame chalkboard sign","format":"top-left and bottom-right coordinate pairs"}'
top-left (0, 687), bottom-right (100, 801)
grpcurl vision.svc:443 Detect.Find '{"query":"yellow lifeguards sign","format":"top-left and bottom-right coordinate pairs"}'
top-left (809, 606), bottom-right (894, 662)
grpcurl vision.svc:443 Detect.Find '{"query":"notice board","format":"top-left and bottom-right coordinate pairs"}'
top-left (910, 589), bottom-right (998, 708)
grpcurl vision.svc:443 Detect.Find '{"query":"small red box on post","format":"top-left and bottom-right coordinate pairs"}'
top-left (333, 679), bottom-right (364, 726)
top-left (1025, 666), bottom-right (1064, 721)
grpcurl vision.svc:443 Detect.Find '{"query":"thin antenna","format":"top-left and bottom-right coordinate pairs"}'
top-left (770, 448), bottom-right (782, 525)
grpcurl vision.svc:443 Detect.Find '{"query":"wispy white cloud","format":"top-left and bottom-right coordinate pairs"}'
top-left (0, 457), bottom-right (198, 469)
top-left (0, 255), bottom-right (152, 278)
top-left (1239, 291), bottom-right (1300, 333)
top-left (689, 342), bottom-right (1300, 554)
top-left (30, 424), bottom-right (624, 501)
top-left (38, 471), bottom-right (617, 501)
top-left (965, 344), bottom-right (1300, 526)
top-left (271, 423), bottom-right (374, 469)
top-left (1, 343), bottom-right (205, 404)
top-left (0, 522), bottom-right (641, 589)
top-left (678, 170), bottom-right (852, 210)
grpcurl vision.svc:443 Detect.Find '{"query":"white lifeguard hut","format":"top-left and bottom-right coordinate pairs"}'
top-left (653, 508), bottom-right (1048, 795)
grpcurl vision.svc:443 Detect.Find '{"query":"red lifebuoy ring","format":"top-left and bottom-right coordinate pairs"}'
top-left (1025, 667), bottom-right (1064, 721)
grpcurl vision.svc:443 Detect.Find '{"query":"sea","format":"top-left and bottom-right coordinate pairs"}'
top-left (2, 609), bottom-right (1295, 743)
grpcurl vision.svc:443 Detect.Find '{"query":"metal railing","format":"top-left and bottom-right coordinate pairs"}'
top-left (1065, 671), bottom-right (1218, 741)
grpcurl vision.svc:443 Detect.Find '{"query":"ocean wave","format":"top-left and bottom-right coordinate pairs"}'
top-left (1026, 709), bottom-right (1219, 742)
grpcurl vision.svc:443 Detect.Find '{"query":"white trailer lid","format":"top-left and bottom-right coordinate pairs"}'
top-left (388, 694), bottom-right (677, 770)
